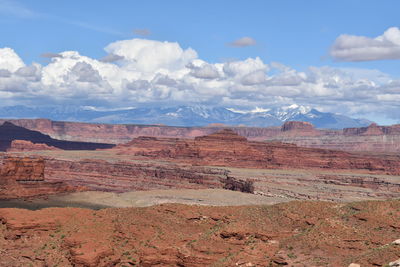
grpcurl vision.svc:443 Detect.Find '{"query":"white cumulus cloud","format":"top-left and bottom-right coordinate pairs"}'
top-left (0, 38), bottom-right (399, 121)
top-left (0, 48), bottom-right (25, 72)
top-left (104, 39), bottom-right (198, 72)
top-left (331, 27), bottom-right (400, 61)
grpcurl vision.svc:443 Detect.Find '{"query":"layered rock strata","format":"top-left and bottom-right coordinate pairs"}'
top-left (44, 158), bottom-right (230, 192)
top-left (3, 118), bottom-right (400, 153)
top-left (0, 121), bottom-right (115, 152)
top-left (3, 128), bottom-right (399, 201)
top-left (0, 156), bottom-right (75, 199)
top-left (113, 129), bottom-right (400, 174)
top-left (7, 140), bottom-right (61, 152)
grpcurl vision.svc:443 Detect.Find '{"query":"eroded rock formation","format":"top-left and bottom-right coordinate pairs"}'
top-left (0, 129), bottom-right (398, 201)
top-left (44, 158), bottom-right (230, 192)
top-left (7, 140), bottom-right (61, 152)
top-left (0, 121), bottom-right (115, 152)
top-left (113, 129), bottom-right (400, 174)
top-left (0, 156), bottom-right (75, 199)
top-left (281, 121), bottom-right (320, 136)
top-left (4, 118), bottom-right (400, 153)
top-left (0, 201), bottom-right (399, 266)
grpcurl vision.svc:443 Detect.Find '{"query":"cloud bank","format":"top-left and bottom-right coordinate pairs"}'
top-left (331, 27), bottom-right (400, 61)
top-left (0, 37), bottom-right (399, 121)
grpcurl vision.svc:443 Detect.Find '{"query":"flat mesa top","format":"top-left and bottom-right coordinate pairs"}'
top-left (195, 129), bottom-right (248, 142)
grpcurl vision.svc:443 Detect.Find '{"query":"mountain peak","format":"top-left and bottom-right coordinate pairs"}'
top-left (0, 105), bottom-right (372, 129)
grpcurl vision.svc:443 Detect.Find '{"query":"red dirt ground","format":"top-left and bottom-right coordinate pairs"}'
top-left (0, 200), bottom-right (399, 267)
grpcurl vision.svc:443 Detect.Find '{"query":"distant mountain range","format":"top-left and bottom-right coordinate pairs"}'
top-left (0, 104), bottom-right (371, 129)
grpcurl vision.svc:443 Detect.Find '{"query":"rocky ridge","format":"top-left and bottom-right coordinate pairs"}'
top-left (114, 129), bottom-right (400, 174)
top-left (0, 121), bottom-right (115, 152)
top-left (3, 118), bottom-right (400, 153)
top-left (7, 140), bottom-right (61, 152)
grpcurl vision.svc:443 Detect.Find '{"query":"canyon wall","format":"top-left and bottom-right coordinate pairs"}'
top-left (0, 118), bottom-right (281, 144)
top-left (0, 121), bottom-right (115, 151)
top-left (2, 129), bottom-right (400, 201)
top-left (113, 129), bottom-right (400, 175)
top-left (0, 156), bottom-right (75, 199)
top-left (44, 159), bottom-right (229, 192)
top-left (3, 118), bottom-right (400, 153)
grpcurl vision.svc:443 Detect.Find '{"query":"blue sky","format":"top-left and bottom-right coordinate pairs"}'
top-left (0, 0), bottom-right (399, 123)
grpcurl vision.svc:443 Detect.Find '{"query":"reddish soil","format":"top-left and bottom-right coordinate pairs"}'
top-left (0, 200), bottom-right (399, 267)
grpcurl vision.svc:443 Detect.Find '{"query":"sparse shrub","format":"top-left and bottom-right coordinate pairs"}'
top-left (287, 253), bottom-right (297, 259)
top-left (223, 176), bottom-right (254, 193)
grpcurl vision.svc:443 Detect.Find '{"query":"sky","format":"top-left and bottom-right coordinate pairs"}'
top-left (0, 0), bottom-right (399, 124)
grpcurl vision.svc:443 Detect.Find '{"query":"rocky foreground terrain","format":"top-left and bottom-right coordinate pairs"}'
top-left (2, 119), bottom-right (400, 153)
top-left (0, 201), bottom-right (399, 267)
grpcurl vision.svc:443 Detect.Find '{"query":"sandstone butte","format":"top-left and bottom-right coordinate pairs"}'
top-left (3, 118), bottom-right (400, 152)
top-left (113, 129), bottom-right (400, 175)
top-left (0, 201), bottom-right (400, 266)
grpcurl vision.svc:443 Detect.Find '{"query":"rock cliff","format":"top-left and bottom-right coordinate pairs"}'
top-left (2, 128), bottom-right (399, 201)
top-left (114, 129), bottom-right (400, 174)
top-left (0, 121), bottom-right (115, 152)
top-left (0, 156), bottom-right (75, 199)
top-left (281, 121), bottom-right (319, 135)
top-left (7, 140), bottom-right (61, 152)
top-left (343, 123), bottom-right (400, 135)
top-left (44, 158), bottom-right (230, 192)
top-left (4, 118), bottom-right (400, 153)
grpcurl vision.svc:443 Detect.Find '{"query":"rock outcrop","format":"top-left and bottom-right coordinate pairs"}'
top-left (7, 140), bottom-right (61, 152)
top-left (5, 118), bottom-right (400, 153)
top-left (344, 123), bottom-right (400, 136)
top-left (0, 156), bottom-right (75, 199)
top-left (44, 158), bottom-right (230, 192)
top-left (0, 121), bottom-right (115, 152)
top-left (114, 129), bottom-right (400, 174)
top-left (0, 200), bottom-right (399, 266)
top-left (0, 118), bottom-right (282, 143)
top-left (281, 121), bottom-right (319, 135)
top-left (0, 129), bottom-right (398, 201)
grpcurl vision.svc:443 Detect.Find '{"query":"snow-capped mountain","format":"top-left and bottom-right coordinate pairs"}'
top-left (0, 105), bottom-right (371, 129)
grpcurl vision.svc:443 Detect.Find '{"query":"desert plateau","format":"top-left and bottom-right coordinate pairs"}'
top-left (1, 1), bottom-right (400, 266)
top-left (0, 120), bottom-right (399, 266)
